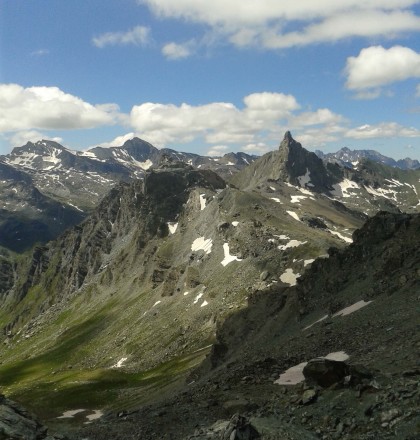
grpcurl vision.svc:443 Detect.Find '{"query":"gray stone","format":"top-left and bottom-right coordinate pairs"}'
top-left (303, 358), bottom-right (350, 388)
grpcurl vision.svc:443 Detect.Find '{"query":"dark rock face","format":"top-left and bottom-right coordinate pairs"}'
top-left (278, 132), bottom-right (336, 191)
top-left (0, 394), bottom-right (47, 440)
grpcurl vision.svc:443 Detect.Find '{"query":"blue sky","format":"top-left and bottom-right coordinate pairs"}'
top-left (1, 0), bottom-right (420, 159)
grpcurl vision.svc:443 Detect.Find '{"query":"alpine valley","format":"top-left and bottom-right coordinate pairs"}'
top-left (0, 133), bottom-right (419, 440)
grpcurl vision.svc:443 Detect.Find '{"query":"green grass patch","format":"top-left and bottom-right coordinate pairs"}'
top-left (2, 345), bottom-right (210, 421)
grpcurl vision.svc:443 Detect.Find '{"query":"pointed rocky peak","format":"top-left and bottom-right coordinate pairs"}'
top-left (279, 130), bottom-right (298, 151)
top-left (231, 131), bottom-right (339, 192)
top-left (278, 131), bottom-right (338, 191)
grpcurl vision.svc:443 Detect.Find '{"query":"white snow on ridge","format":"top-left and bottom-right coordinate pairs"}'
top-left (274, 351), bottom-right (349, 385)
top-left (303, 314), bottom-right (329, 330)
top-left (193, 291), bottom-right (204, 304)
top-left (271, 197), bottom-right (282, 204)
top-left (291, 195), bottom-right (307, 204)
top-left (67, 202), bottom-right (83, 212)
top-left (385, 178), bottom-right (404, 187)
top-left (221, 243), bottom-right (242, 266)
top-left (365, 185), bottom-right (397, 201)
top-left (298, 187), bottom-right (313, 196)
top-left (280, 268), bottom-right (300, 286)
top-left (330, 230), bottom-right (353, 243)
top-left (304, 259), bottom-right (315, 267)
top-left (274, 234), bottom-right (290, 240)
top-left (57, 409), bottom-right (86, 419)
top-left (333, 300), bottom-right (372, 317)
top-left (112, 357), bottom-right (128, 368)
top-left (132, 158), bottom-right (153, 170)
top-left (191, 237), bottom-right (213, 254)
top-left (85, 410), bottom-right (103, 422)
top-left (286, 210), bottom-right (301, 222)
top-left (199, 194), bottom-right (207, 210)
top-left (167, 222), bottom-right (178, 234)
top-left (278, 240), bottom-right (306, 251)
top-left (331, 179), bottom-right (359, 198)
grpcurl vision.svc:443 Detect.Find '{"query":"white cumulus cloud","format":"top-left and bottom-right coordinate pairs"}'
top-left (129, 92), bottom-right (303, 147)
top-left (345, 45), bottom-right (420, 91)
top-left (207, 145), bottom-right (229, 156)
top-left (0, 83), bottom-right (120, 132)
top-left (92, 26), bottom-right (150, 48)
top-left (9, 130), bottom-right (63, 148)
top-left (162, 41), bottom-right (194, 59)
top-left (138, 1), bottom-right (420, 51)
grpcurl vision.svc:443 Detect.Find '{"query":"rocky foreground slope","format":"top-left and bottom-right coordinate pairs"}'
top-left (72, 211), bottom-right (420, 440)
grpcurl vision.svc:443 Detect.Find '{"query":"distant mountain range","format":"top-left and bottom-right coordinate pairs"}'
top-left (315, 146), bottom-right (420, 170)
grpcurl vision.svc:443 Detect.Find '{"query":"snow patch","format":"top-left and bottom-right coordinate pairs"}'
top-left (286, 211), bottom-right (301, 222)
top-left (85, 410), bottom-right (104, 423)
top-left (153, 300), bottom-right (161, 307)
top-left (232, 221), bottom-right (239, 227)
top-left (365, 185), bottom-right (397, 201)
top-left (270, 197), bottom-right (282, 204)
top-left (221, 243), bottom-right (242, 267)
top-left (291, 195), bottom-right (307, 204)
top-left (277, 240), bottom-right (306, 251)
top-left (329, 230), bottom-right (353, 243)
top-left (199, 194), bottom-right (207, 210)
top-left (274, 351), bottom-right (349, 385)
top-left (303, 314), bottom-right (329, 330)
top-left (201, 300), bottom-right (209, 307)
top-left (333, 300), bottom-right (373, 317)
top-left (112, 357), bottom-right (128, 368)
top-left (191, 237), bottom-right (213, 254)
top-left (57, 409), bottom-right (86, 419)
top-left (298, 187), bottom-right (313, 196)
top-left (194, 291), bottom-right (204, 304)
top-left (280, 268), bottom-right (300, 286)
top-left (134, 159), bottom-right (153, 170)
top-left (275, 234), bottom-right (290, 240)
top-left (67, 202), bottom-right (83, 212)
top-left (167, 222), bottom-right (178, 234)
top-left (331, 179), bottom-right (359, 198)
top-left (304, 259), bottom-right (315, 267)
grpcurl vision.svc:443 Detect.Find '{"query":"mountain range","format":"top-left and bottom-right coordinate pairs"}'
top-left (0, 132), bottom-right (419, 439)
top-left (315, 146), bottom-right (420, 170)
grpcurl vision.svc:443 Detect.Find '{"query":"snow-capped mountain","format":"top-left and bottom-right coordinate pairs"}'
top-left (316, 146), bottom-right (420, 170)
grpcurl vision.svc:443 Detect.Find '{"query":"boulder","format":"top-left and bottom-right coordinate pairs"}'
top-left (221, 414), bottom-right (260, 440)
top-left (303, 358), bottom-right (349, 388)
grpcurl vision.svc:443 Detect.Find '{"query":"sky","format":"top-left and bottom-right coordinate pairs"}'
top-left (1, 0), bottom-right (420, 160)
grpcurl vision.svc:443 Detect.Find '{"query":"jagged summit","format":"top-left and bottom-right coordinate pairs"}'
top-left (279, 130), bottom-right (294, 148)
top-left (231, 131), bottom-right (337, 192)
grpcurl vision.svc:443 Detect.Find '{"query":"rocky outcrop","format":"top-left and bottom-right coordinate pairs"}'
top-left (0, 394), bottom-right (65, 440)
